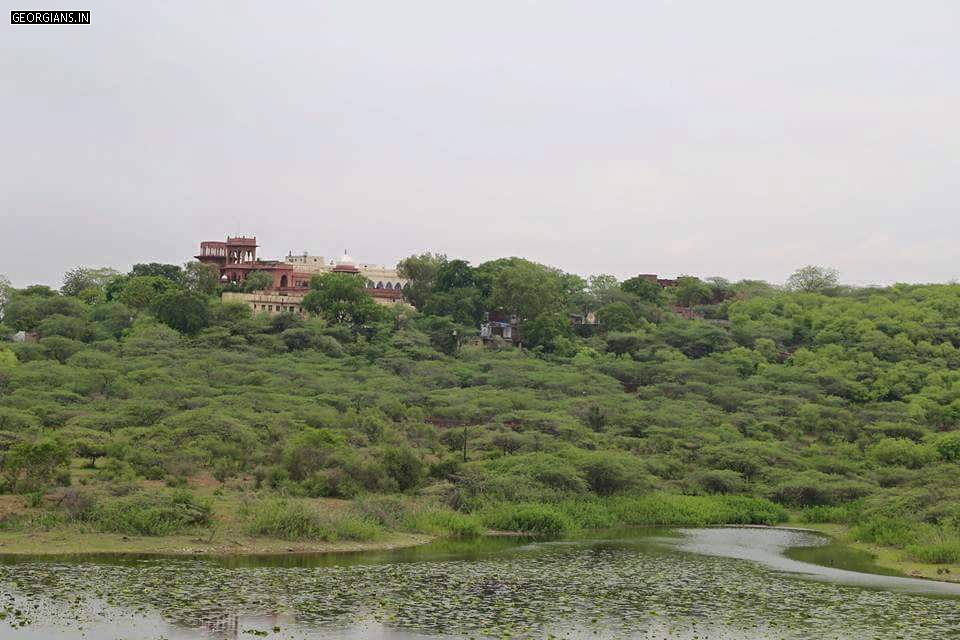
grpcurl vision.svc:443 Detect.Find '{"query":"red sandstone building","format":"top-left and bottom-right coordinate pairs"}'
top-left (196, 235), bottom-right (406, 305)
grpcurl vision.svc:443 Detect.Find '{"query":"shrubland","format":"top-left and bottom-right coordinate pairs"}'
top-left (0, 261), bottom-right (958, 562)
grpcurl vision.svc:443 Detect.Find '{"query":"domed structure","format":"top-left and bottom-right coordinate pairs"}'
top-left (332, 250), bottom-right (360, 274)
top-left (334, 251), bottom-right (356, 265)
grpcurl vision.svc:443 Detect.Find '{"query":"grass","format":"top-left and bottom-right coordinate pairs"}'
top-left (405, 508), bottom-right (484, 538)
top-left (481, 503), bottom-right (574, 538)
top-left (241, 498), bottom-right (382, 542)
top-left (92, 490), bottom-right (212, 536)
top-left (906, 543), bottom-right (960, 564)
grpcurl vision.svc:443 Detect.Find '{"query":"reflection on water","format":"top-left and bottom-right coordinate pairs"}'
top-left (1, 528), bottom-right (959, 639)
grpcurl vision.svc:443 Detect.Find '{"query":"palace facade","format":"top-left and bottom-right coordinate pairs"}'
top-left (196, 236), bottom-right (408, 312)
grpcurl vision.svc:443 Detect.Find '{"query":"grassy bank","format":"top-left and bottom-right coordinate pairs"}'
top-left (0, 483), bottom-right (789, 555)
top-left (788, 517), bottom-right (960, 582)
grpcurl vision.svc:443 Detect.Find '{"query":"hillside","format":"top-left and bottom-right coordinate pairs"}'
top-left (1, 262), bottom-right (959, 571)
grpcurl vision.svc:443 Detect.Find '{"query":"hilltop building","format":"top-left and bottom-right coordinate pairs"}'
top-left (196, 235), bottom-right (408, 314)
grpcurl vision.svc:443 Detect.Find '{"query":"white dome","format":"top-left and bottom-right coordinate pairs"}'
top-left (335, 251), bottom-right (356, 265)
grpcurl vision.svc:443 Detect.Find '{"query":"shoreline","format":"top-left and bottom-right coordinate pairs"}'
top-left (778, 522), bottom-right (960, 584)
top-left (2, 521), bottom-right (958, 586)
top-left (0, 529), bottom-right (435, 557)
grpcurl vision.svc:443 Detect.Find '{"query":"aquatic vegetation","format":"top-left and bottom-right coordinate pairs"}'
top-left (241, 499), bottom-right (382, 542)
top-left (481, 503), bottom-right (575, 537)
top-left (0, 530), bottom-right (958, 639)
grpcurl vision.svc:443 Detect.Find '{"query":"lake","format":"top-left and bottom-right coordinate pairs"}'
top-left (0, 527), bottom-right (958, 639)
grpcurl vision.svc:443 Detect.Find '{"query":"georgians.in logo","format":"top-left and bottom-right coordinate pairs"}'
top-left (11, 11), bottom-right (90, 24)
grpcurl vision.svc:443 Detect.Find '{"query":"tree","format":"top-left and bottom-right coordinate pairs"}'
top-left (130, 263), bottom-right (184, 284)
top-left (434, 259), bottom-right (475, 292)
top-left (621, 275), bottom-right (664, 305)
top-left (596, 302), bottom-right (637, 333)
top-left (672, 276), bottom-right (712, 307)
top-left (2, 438), bottom-right (71, 492)
top-left (301, 273), bottom-right (382, 326)
top-left (380, 445), bottom-right (425, 491)
top-left (0, 275), bottom-right (12, 320)
top-left (183, 261), bottom-right (221, 296)
top-left (116, 276), bottom-right (177, 310)
top-left (60, 267), bottom-right (119, 298)
top-left (490, 260), bottom-right (568, 321)
top-left (397, 253), bottom-right (446, 308)
top-left (242, 271), bottom-right (274, 293)
top-left (151, 291), bottom-right (210, 334)
top-left (423, 287), bottom-right (484, 325)
top-left (523, 312), bottom-right (575, 354)
top-left (787, 266), bottom-right (840, 293)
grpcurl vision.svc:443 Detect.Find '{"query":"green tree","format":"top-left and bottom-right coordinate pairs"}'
top-left (621, 275), bottom-right (664, 305)
top-left (596, 302), bottom-right (637, 333)
top-left (491, 260), bottom-right (569, 321)
top-left (397, 253), bottom-right (446, 308)
top-left (434, 259), bottom-right (475, 292)
top-left (3, 438), bottom-right (71, 492)
top-left (301, 273), bottom-right (382, 326)
top-left (116, 276), bottom-right (177, 310)
top-left (380, 445), bottom-right (425, 491)
top-left (151, 291), bottom-right (210, 334)
top-left (672, 276), bottom-right (713, 307)
top-left (130, 263), bottom-right (184, 284)
top-left (523, 312), bottom-right (575, 353)
top-left (183, 261), bottom-right (221, 295)
top-left (423, 287), bottom-right (484, 325)
top-left (242, 271), bottom-right (274, 292)
top-left (60, 267), bottom-right (119, 298)
top-left (787, 265), bottom-right (840, 293)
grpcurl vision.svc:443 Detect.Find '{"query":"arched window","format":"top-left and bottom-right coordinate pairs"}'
top-left (280, 275), bottom-right (288, 288)
top-left (376, 281), bottom-right (383, 289)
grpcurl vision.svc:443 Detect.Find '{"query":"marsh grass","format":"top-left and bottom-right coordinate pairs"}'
top-left (906, 542), bottom-right (960, 564)
top-left (242, 499), bottom-right (382, 542)
top-left (92, 490), bottom-right (212, 536)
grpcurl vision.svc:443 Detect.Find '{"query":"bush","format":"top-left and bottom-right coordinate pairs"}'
top-left (688, 469), bottom-right (748, 495)
top-left (406, 507), bottom-right (484, 538)
top-left (242, 499), bottom-right (381, 542)
top-left (796, 503), bottom-right (861, 524)
top-left (907, 542), bottom-right (960, 564)
top-left (851, 516), bottom-right (929, 548)
top-left (92, 490), bottom-right (212, 536)
top-left (607, 494), bottom-right (788, 526)
top-left (481, 503), bottom-right (574, 538)
top-left (867, 438), bottom-right (937, 469)
top-left (768, 472), bottom-right (872, 507)
top-left (933, 432), bottom-right (960, 463)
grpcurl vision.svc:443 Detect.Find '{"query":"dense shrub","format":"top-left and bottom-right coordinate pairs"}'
top-left (481, 504), bottom-right (574, 538)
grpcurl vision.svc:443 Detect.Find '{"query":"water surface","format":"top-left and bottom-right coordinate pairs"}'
top-left (1, 527), bottom-right (958, 639)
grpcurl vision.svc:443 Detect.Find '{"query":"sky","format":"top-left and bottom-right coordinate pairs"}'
top-left (1, 1), bottom-right (958, 288)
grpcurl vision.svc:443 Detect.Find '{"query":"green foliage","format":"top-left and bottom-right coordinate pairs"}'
top-left (621, 276), bottom-right (664, 305)
top-left (867, 438), bottom-right (937, 469)
top-left (7, 261), bottom-right (960, 552)
top-left (397, 253), bottom-right (446, 309)
top-left (481, 503), bottom-right (574, 538)
top-left (151, 290), bottom-right (209, 334)
top-left (906, 542), bottom-right (960, 564)
top-left (302, 272), bottom-right (382, 326)
top-left (242, 270), bottom-right (274, 292)
top-left (116, 275), bottom-right (177, 310)
top-left (91, 490), bottom-right (211, 536)
top-left (787, 265), bottom-right (839, 293)
top-left (242, 499), bottom-right (381, 541)
top-left (596, 302), bottom-right (637, 333)
top-left (2, 438), bottom-right (71, 492)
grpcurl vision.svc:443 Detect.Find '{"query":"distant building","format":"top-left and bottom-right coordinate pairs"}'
top-left (480, 311), bottom-right (522, 347)
top-left (196, 236), bottom-right (408, 313)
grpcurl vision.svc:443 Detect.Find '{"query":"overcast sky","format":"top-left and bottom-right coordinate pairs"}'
top-left (2, 1), bottom-right (958, 288)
